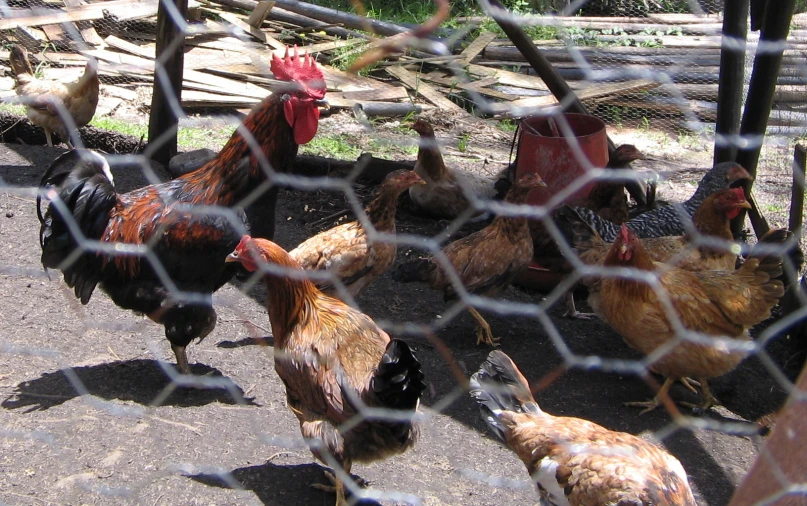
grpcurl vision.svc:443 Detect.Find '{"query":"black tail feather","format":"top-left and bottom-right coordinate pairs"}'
top-left (372, 339), bottom-right (426, 412)
top-left (554, 204), bottom-right (607, 253)
top-left (469, 351), bottom-right (539, 442)
top-left (38, 150), bottom-right (116, 303)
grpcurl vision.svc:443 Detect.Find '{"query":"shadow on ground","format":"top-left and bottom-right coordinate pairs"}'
top-left (1, 359), bottom-right (257, 411)
top-left (188, 462), bottom-right (382, 506)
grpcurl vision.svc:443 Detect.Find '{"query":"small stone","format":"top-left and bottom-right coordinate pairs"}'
top-left (168, 148), bottom-right (217, 179)
top-left (5, 211), bottom-right (13, 218)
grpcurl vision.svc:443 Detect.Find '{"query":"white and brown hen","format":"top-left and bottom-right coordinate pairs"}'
top-left (470, 350), bottom-right (697, 506)
top-left (9, 45), bottom-right (99, 148)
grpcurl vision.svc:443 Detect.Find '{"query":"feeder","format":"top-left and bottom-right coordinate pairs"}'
top-left (514, 113), bottom-right (609, 291)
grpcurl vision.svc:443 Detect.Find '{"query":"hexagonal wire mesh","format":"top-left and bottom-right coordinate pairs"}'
top-left (0, 0), bottom-right (806, 504)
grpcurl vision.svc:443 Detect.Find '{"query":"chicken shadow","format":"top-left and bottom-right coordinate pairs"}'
top-left (187, 462), bottom-right (382, 506)
top-left (217, 336), bottom-right (273, 349)
top-left (1, 359), bottom-right (257, 412)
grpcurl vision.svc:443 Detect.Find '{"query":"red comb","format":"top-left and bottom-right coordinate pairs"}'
top-left (271, 46), bottom-right (326, 99)
top-left (619, 223), bottom-right (630, 240)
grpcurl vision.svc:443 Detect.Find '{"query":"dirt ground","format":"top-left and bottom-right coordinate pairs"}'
top-left (0, 114), bottom-right (803, 506)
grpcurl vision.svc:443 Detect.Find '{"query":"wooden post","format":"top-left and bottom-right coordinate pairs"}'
top-left (148, 0), bottom-right (188, 166)
top-left (713, 0), bottom-right (749, 165)
top-left (791, 144), bottom-right (806, 234)
top-left (732, 0), bottom-right (796, 236)
top-left (727, 360), bottom-right (807, 506)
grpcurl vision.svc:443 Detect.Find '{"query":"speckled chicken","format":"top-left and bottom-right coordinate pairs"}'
top-left (409, 118), bottom-right (498, 218)
top-left (599, 225), bottom-right (784, 412)
top-left (9, 44), bottom-right (99, 148)
top-left (392, 173), bottom-right (546, 345)
top-left (226, 236), bottom-right (426, 506)
top-left (567, 187), bottom-right (750, 272)
top-left (470, 350), bottom-right (697, 506)
top-left (289, 170), bottom-right (424, 298)
top-left (575, 162), bottom-right (751, 241)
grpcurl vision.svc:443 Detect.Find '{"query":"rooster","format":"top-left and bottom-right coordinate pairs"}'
top-left (470, 351), bottom-right (697, 506)
top-left (226, 236), bottom-right (426, 506)
top-left (574, 162), bottom-right (751, 242)
top-left (37, 47), bottom-right (328, 374)
top-left (392, 173), bottom-right (546, 346)
top-left (290, 170), bottom-right (424, 299)
top-left (599, 224), bottom-right (784, 412)
top-left (9, 44), bottom-right (99, 148)
top-left (409, 118), bottom-right (499, 219)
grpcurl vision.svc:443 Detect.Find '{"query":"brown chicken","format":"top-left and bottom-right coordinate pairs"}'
top-left (583, 144), bottom-right (646, 225)
top-left (9, 45), bottom-right (99, 148)
top-left (226, 236), bottom-right (426, 506)
top-left (289, 170), bottom-right (424, 299)
top-left (567, 187), bottom-right (750, 272)
top-left (392, 173), bottom-right (546, 345)
top-left (470, 351), bottom-right (697, 506)
top-left (409, 118), bottom-right (499, 219)
top-left (38, 47), bottom-right (327, 374)
top-left (599, 224), bottom-right (784, 412)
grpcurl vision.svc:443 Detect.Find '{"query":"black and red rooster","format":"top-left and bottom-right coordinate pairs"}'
top-left (37, 47), bottom-right (328, 374)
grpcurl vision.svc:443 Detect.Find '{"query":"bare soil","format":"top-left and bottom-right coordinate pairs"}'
top-left (0, 113), bottom-right (803, 506)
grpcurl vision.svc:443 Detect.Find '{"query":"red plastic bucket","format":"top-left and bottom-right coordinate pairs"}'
top-left (514, 113), bottom-right (608, 207)
top-left (513, 113), bottom-right (608, 292)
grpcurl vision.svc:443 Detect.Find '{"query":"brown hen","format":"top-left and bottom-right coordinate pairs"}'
top-left (470, 351), bottom-right (697, 506)
top-left (9, 44), bottom-right (99, 148)
top-left (392, 173), bottom-right (546, 345)
top-left (227, 236), bottom-right (426, 506)
top-left (599, 224), bottom-right (784, 412)
top-left (409, 118), bottom-right (499, 219)
top-left (290, 170), bottom-right (424, 299)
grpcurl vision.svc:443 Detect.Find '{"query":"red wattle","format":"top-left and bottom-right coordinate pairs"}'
top-left (726, 207), bottom-right (741, 219)
top-left (293, 102), bottom-right (320, 145)
top-left (283, 100), bottom-right (295, 129)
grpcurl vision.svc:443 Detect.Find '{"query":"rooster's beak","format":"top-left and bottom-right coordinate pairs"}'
top-left (738, 200), bottom-right (753, 210)
top-left (314, 99), bottom-right (331, 117)
top-left (225, 253), bottom-right (238, 263)
top-left (619, 244), bottom-right (628, 256)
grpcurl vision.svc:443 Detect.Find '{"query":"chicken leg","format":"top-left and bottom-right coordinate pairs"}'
top-left (468, 308), bottom-right (499, 346)
top-left (311, 460), bottom-right (352, 506)
top-left (171, 344), bottom-right (191, 375)
top-left (680, 377), bottom-right (718, 412)
top-left (563, 292), bottom-right (596, 320)
top-left (624, 377), bottom-right (675, 415)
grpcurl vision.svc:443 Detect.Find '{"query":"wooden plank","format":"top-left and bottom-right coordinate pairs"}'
top-left (505, 78), bottom-right (660, 110)
top-left (218, 11), bottom-right (268, 43)
top-left (421, 72), bottom-right (515, 101)
top-left (0, 0), bottom-right (161, 31)
top-left (104, 84), bottom-right (139, 101)
top-left (341, 86), bottom-right (409, 101)
top-left (63, 0), bottom-right (103, 46)
top-left (385, 66), bottom-right (464, 112)
top-left (182, 90), bottom-right (260, 107)
top-left (246, 0), bottom-right (275, 27)
top-left (459, 31), bottom-right (497, 63)
top-left (105, 35), bottom-right (155, 59)
top-left (465, 63), bottom-right (549, 91)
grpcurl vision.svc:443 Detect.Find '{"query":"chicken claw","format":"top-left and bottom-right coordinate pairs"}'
top-left (468, 308), bottom-right (499, 347)
top-left (680, 378), bottom-right (718, 413)
top-left (563, 292), bottom-right (597, 320)
top-left (311, 464), bottom-right (353, 506)
top-left (625, 378), bottom-right (674, 415)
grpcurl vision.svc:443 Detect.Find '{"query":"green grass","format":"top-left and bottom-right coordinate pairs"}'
top-left (0, 103), bottom-right (26, 116)
top-left (300, 133), bottom-right (362, 159)
top-left (89, 116), bottom-right (235, 151)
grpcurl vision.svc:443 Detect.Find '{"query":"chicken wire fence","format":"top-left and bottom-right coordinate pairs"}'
top-left (0, 0), bottom-right (806, 505)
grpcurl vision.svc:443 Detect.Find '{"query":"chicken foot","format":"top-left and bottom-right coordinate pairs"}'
top-left (624, 377), bottom-right (675, 415)
top-left (563, 292), bottom-right (596, 320)
top-left (311, 460), bottom-right (352, 506)
top-left (468, 308), bottom-right (499, 346)
top-left (680, 378), bottom-right (718, 413)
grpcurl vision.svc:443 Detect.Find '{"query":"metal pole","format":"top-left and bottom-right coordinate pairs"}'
top-left (713, 0), bottom-right (749, 165)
